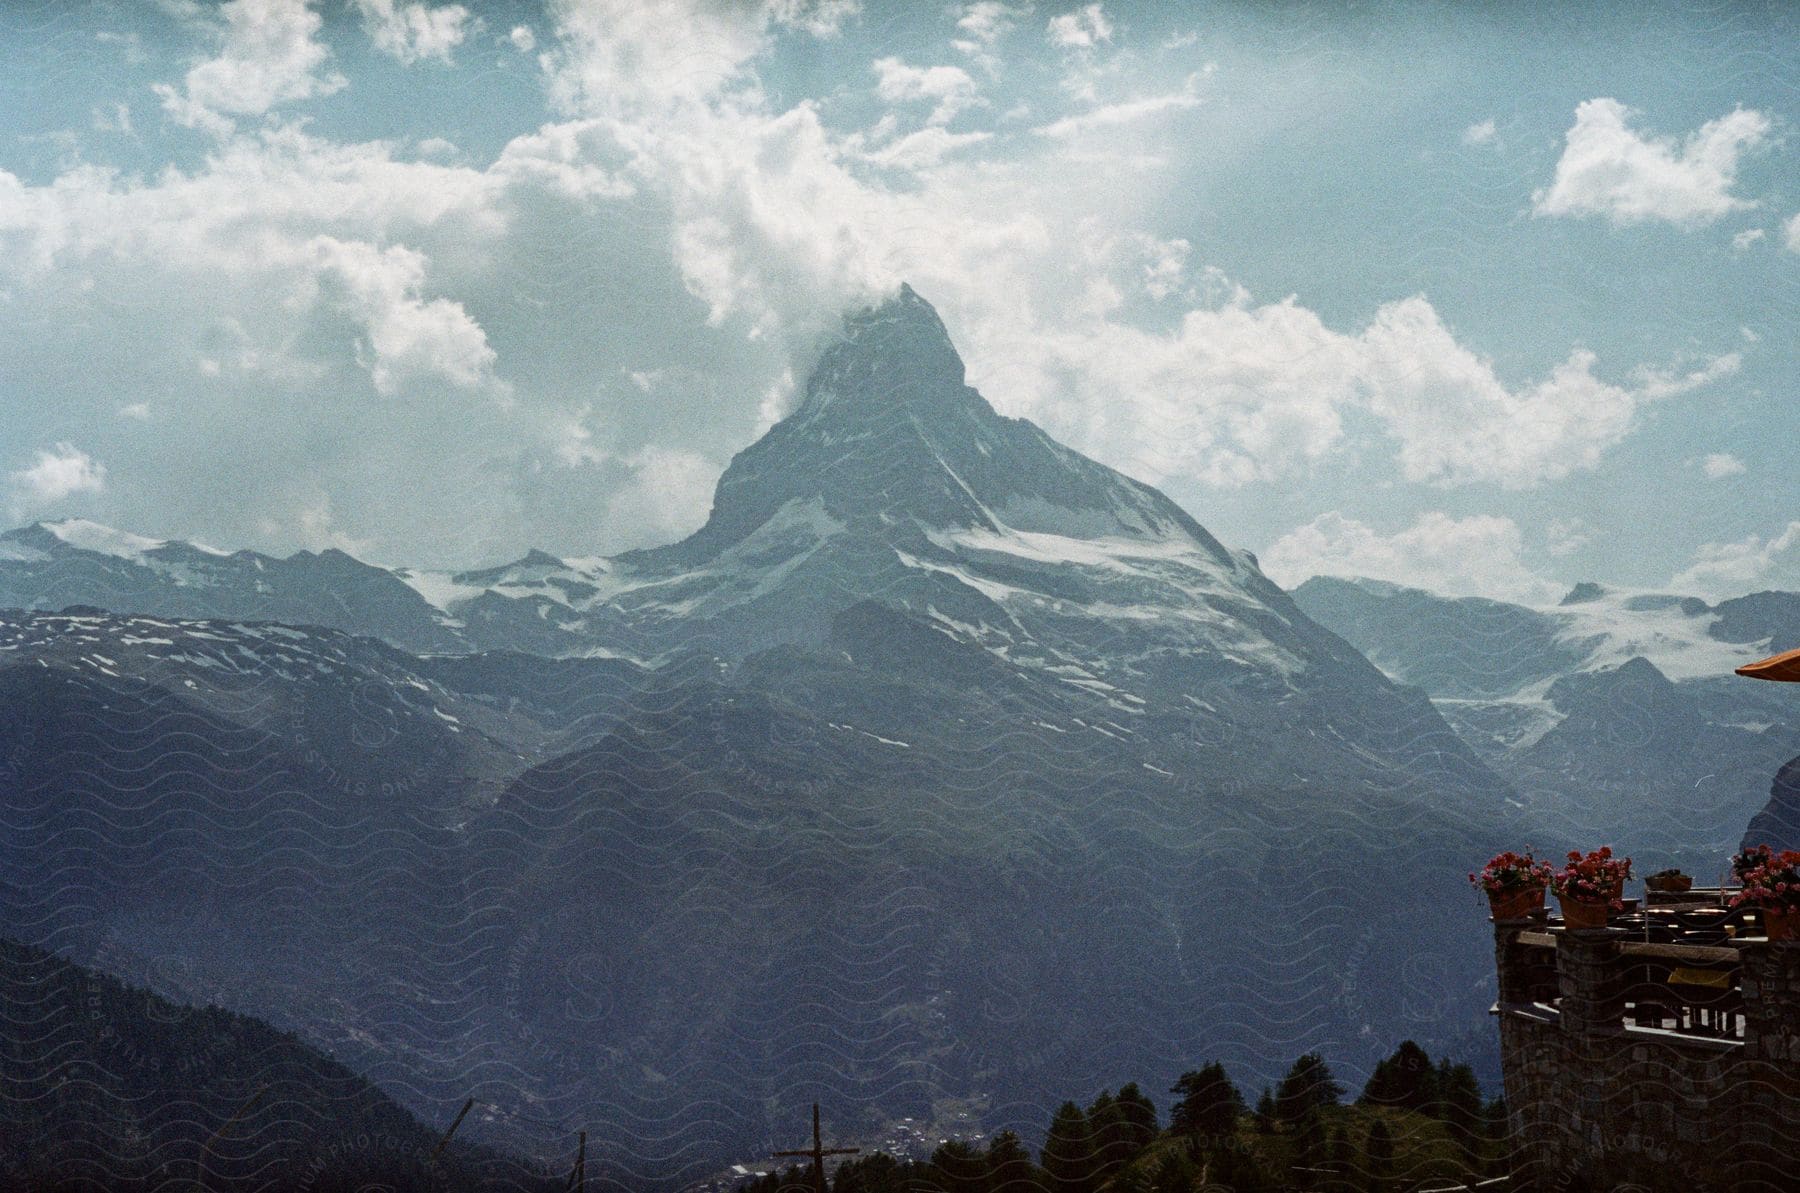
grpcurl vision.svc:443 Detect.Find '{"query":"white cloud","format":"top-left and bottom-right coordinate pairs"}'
top-left (765, 0), bottom-right (861, 38)
top-left (351, 0), bottom-right (469, 65)
top-left (508, 25), bottom-right (536, 52)
top-left (1034, 78), bottom-right (1202, 138)
top-left (153, 0), bottom-right (347, 135)
top-left (1785, 212), bottom-right (1800, 253)
top-left (1546, 518), bottom-right (1589, 558)
top-left (543, 0), bottom-right (769, 113)
top-left (1461, 118), bottom-right (1496, 147)
top-left (601, 446), bottom-right (718, 542)
top-left (872, 58), bottom-right (982, 126)
top-left (1358, 301), bottom-right (1739, 488)
top-left (542, 0), bottom-right (855, 115)
top-left (953, 2), bottom-right (1029, 54)
top-left (1018, 283), bottom-right (1738, 492)
top-left (0, 125), bottom-right (653, 561)
top-left (1047, 3), bottom-right (1111, 48)
top-left (532, 0), bottom-right (1707, 522)
top-left (1700, 452), bottom-right (1746, 479)
top-left (303, 236), bottom-right (497, 395)
top-left (1732, 227), bottom-right (1765, 252)
top-left (1138, 235), bottom-right (1189, 300)
top-left (1260, 511), bottom-right (1560, 604)
top-left (1532, 98), bottom-right (1771, 227)
top-left (9, 443), bottom-right (107, 514)
top-left (287, 494), bottom-right (375, 555)
top-left (1671, 521), bottom-right (1800, 598)
top-left (861, 126), bottom-right (993, 170)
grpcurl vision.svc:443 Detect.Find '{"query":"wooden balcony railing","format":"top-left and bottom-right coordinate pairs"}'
top-left (1492, 900), bottom-right (1800, 1054)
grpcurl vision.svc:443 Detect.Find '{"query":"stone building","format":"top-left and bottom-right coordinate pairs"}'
top-left (1491, 900), bottom-right (1800, 1192)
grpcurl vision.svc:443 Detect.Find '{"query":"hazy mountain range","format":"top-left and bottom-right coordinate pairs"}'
top-left (1292, 576), bottom-right (1800, 868)
top-left (1, 287), bottom-right (1792, 1180)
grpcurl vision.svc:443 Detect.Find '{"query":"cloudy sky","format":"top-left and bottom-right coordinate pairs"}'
top-left (1, 0), bottom-right (1795, 602)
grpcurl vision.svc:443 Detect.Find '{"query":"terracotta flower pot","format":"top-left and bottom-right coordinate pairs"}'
top-left (1763, 905), bottom-right (1800, 942)
top-left (1557, 895), bottom-right (1610, 930)
top-left (1488, 885), bottom-right (1545, 920)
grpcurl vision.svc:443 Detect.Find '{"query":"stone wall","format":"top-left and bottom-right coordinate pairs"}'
top-left (1493, 925), bottom-right (1800, 1192)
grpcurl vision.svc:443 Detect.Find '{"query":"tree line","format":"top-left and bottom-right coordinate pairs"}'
top-left (742, 1044), bottom-right (1506, 1193)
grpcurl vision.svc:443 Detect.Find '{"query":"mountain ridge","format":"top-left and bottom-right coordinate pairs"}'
top-left (1291, 573), bottom-right (1800, 864)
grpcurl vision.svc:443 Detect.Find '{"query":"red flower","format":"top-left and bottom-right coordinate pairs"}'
top-left (1731, 844), bottom-right (1800, 911)
top-left (1551, 847), bottom-right (1633, 910)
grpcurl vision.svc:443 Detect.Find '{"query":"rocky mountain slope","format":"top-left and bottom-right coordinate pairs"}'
top-left (0, 937), bottom-right (549, 1190)
top-left (0, 520), bottom-right (463, 653)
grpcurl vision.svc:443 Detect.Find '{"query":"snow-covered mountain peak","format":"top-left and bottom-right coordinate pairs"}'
top-left (4, 519), bottom-right (236, 562)
top-left (639, 285), bottom-right (1236, 580)
top-left (791, 282), bottom-right (968, 425)
top-left (5, 519), bottom-right (163, 559)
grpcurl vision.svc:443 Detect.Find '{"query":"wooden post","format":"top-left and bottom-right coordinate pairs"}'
top-left (195, 1085), bottom-right (269, 1192)
top-left (566, 1129), bottom-right (586, 1192)
top-left (429, 1097), bottom-right (476, 1167)
top-left (772, 1102), bottom-right (860, 1193)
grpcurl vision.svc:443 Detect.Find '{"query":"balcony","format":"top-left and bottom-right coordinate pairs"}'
top-left (1492, 897), bottom-right (1798, 1055)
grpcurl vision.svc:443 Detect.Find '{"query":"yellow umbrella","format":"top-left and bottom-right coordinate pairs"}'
top-left (1736, 647), bottom-right (1800, 683)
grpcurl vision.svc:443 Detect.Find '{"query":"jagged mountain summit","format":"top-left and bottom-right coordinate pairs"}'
top-left (594, 284), bottom-right (1308, 670)
top-left (420, 287), bottom-right (1485, 749)
top-left (650, 282), bottom-right (1224, 560)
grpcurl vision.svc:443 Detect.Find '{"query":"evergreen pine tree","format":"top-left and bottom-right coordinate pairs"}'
top-left (1484, 1094), bottom-right (1509, 1152)
top-left (1358, 1041), bottom-right (1434, 1111)
top-left (1113, 1082), bottom-right (1159, 1150)
top-left (1326, 1127), bottom-right (1356, 1193)
top-left (834, 1153), bottom-right (904, 1193)
top-left (1041, 1101), bottom-right (1098, 1193)
top-left (931, 1140), bottom-right (986, 1193)
top-left (1206, 1143), bottom-right (1274, 1193)
top-left (983, 1130), bottom-right (1040, 1193)
top-left (1109, 1163), bottom-right (1153, 1193)
top-left (1086, 1091), bottom-right (1132, 1182)
top-left (1253, 1087), bottom-right (1275, 1132)
top-left (1275, 1053), bottom-right (1344, 1125)
top-left (1290, 1110), bottom-right (1328, 1183)
top-left (1168, 1062), bottom-right (1245, 1143)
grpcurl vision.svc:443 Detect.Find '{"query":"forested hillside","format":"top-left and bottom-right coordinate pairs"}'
top-left (0, 939), bottom-right (553, 1192)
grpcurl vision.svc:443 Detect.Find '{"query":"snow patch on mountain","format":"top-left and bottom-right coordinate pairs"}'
top-left (395, 569), bottom-right (487, 615)
top-left (1549, 588), bottom-right (1761, 681)
top-left (42, 519), bottom-right (165, 558)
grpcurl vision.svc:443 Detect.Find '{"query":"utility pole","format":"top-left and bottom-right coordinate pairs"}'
top-left (566, 1129), bottom-right (586, 1192)
top-left (772, 1103), bottom-right (860, 1193)
top-left (429, 1097), bottom-right (476, 1168)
